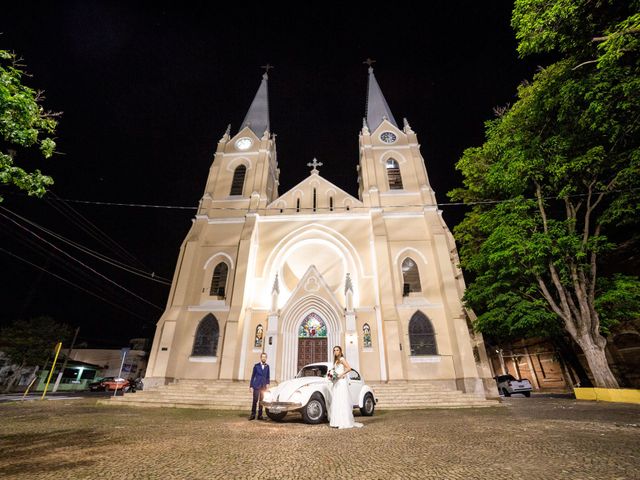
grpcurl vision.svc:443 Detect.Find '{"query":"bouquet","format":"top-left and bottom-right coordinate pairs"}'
top-left (327, 368), bottom-right (339, 382)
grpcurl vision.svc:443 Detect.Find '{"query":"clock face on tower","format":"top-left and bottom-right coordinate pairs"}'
top-left (235, 137), bottom-right (253, 150)
top-left (380, 131), bottom-right (397, 144)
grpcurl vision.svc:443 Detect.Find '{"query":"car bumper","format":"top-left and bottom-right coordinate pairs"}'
top-left (262, 401), bottom-right (303, 413)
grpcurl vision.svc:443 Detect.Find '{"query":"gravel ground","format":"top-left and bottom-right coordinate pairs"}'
top-left (0, 397), bottom-right (638, 479)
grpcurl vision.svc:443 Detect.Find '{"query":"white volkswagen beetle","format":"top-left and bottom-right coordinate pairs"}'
top-left (261, 362), bottom-right (377, 424)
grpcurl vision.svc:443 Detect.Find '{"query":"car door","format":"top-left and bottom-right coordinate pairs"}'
top-left (347, 370), bottom-right (363, 406)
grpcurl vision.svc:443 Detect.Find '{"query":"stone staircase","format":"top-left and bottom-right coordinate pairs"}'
top-left (100, 379), bottom-right (500, 410)
top-left (101, 379), bottom-right (253, 410)
top-left (368, 382), bottom-right (500, 409)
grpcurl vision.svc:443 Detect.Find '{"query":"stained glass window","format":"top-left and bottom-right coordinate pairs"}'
top-left (298, 313), bottom-right (327, 338)
top-left (409, 311), bottom-right (437, 356)
top-left (254, 324), bottom-right (264, 349)
top-left (192, 314), bottom-right (220, 356)
top-left (363, 323), bottom-right (372, 348)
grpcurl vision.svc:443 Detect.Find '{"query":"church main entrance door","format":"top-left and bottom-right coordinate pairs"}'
top-left (296, 313), bottom-right (328, 372)
top-left (297, 338), bottom-right (328, 372)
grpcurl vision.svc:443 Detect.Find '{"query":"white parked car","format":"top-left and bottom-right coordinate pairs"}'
top-left (494, 374), bottom-right (533, 397)
top-left (261, 362), bottom-right (377, 424)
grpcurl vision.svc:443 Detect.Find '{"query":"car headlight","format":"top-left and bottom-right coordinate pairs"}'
top-left (263, 390), bottom-right (274, 403)
top-left (290, 391), bottom-right (303, 404)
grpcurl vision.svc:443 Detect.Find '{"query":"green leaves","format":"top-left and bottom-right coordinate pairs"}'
top-left (0, 49), bottom-right (59, 201)
top-left (0, 316), bottom-right (71, 366)
top-left (595, 274), bottom-right (640, 332)
top-left (451, 0), bottom-right (640, 346)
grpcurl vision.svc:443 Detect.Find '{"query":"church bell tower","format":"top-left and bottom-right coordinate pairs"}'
top-left (357, 65), bottom-right (437, 209)
top-left (199, 69), bottom-right (279, 217)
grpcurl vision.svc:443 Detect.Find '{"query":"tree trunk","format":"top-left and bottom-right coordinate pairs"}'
top-left (576, 336), bottom-right (619, 388)
top-left (552, 337), bottom-right (593, 387)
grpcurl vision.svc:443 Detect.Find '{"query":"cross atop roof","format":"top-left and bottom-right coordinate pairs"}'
top-left (307, 158), bottom-right (323, 174)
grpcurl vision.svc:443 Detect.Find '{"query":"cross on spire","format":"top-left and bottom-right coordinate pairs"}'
top-left (261, 63), bottom-right (275, 75)
top-left (363, 57), bottom-right (376, 67)
top-left (307, 157), bottom-right (323, 174)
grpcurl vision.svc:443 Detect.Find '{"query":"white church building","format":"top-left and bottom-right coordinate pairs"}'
top-left (143, 66), bottom-right (495, 397)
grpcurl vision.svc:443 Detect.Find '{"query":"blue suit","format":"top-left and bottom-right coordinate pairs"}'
top-left (250, 362), bottom-right (270, 418)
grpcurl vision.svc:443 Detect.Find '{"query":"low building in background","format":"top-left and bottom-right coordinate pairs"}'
top-left (487, 328), bottom-right (640, 392)
top-left (32, 359), bottom-right (102, 392)
top-left (70, 347), bottom-right (148, 380)
top-left (487, 339), bottom-right (572, 392)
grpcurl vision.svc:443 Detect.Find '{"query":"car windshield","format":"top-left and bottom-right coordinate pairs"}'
top-left (296, 365), bottom-right (328, 378)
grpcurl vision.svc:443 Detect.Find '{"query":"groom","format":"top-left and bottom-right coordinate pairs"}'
top-left (249, 352), bottom-right (270, 420)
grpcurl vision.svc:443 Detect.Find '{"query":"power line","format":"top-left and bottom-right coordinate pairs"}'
top-left (45, 192), bottom-right (146, 268)
top-left (0, 210), bottom-right (164, 311)
top-left (15, 187), bottom-right (634, 211)
top-left (1, 223), bottom-right (159, 320)
top-left (0, 247), bottom-right (150, 321)
top-left (0, 206), bottom-right (172, 285)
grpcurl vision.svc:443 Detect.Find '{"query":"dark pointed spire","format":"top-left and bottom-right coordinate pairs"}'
top-left (241, 67), bottom-right (271, 137)
top-left (365, 63), bottom-right (398, 132)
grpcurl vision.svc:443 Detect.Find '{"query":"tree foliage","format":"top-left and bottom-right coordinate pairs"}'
top-left (0, 49), bottom-right (59, 202)
top-left (0, 316), bottom-right (71, 367)
top-left (450, 0), bottom-right (640, 387)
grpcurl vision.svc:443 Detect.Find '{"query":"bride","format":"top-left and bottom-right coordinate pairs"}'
top-left (328, 346), bottom-right (363, 429)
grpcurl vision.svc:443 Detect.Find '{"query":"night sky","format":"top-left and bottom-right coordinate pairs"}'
top-left (0, 2), bottom-right (540, 347)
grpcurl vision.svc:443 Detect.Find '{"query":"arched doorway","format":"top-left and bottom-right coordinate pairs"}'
top-left (297, 313), bottom-right (328, 372)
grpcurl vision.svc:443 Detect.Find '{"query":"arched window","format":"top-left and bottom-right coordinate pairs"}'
top-left (329, 196), bottom-right (334, 211)
top-left (386, 158), bottom-right (403, 190)
top-left (192, 314), bottom-right (220, 356)
top-left (210, 262), bottom-right (229, 298)
top-left (298, 313), bottom-right (327, 338)
top-left (296, 198), bottom-right (300, 213)
top-left (409, 311), bottom-right (437, 356)
top-left (230, 165), bottom-right (246, 195)
top-left (402, 258), bottom-right (422, 296)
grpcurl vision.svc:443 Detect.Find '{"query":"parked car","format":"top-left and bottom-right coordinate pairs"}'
top-left (261, 362), bottom-right (377, 424)
top-left (89, 377), bottom-right (130, 392)
top-left (494, 374), bottom-right (532, 397)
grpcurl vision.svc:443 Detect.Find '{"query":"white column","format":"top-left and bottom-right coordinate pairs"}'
top-left (344, 273), bottom-right (359, 371)
top-left (265, 313), bottom-right (279, 380)
top-left (344, 311), bottom-right (359, 372)
top-left (266, 274), bottom-right (280, 380)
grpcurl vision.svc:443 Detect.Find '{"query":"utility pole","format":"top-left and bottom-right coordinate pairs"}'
top-left (52, 327), bottom-right (80, 393)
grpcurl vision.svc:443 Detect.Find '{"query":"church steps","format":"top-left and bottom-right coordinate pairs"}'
top-left (101, 378), bottom-right (499, 410)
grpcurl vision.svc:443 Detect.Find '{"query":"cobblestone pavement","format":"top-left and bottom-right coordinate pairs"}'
top-left (1, 397), bottom-right (638, 479)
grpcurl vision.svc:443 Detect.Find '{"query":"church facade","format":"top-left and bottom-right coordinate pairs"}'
top-left (144, 68), bottom-right (495, 396)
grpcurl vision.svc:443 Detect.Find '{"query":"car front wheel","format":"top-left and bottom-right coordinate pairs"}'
top-left (301, 393), bottom-right (326, 424)
top-left (360, 393), bottom-right (375, 416)
top-left (266, 409), bottom-right (287, 421)
top-left (523, 391), bottom-right (531, 397)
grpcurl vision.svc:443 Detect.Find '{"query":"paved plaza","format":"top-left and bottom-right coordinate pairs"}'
top-left (0, 397), bottom-right (638, 479)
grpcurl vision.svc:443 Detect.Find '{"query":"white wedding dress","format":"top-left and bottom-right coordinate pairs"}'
top-left (328, 362), bottom-right (363, 429)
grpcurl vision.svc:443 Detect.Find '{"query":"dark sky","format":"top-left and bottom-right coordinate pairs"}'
top-left (0, 1), bottom-right (539, 347)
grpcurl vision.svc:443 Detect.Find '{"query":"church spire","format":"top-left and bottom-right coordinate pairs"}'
top-left (241, 66), bottom-right (271, 137)
top-left (364, 61), bottom-right (398, 132)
